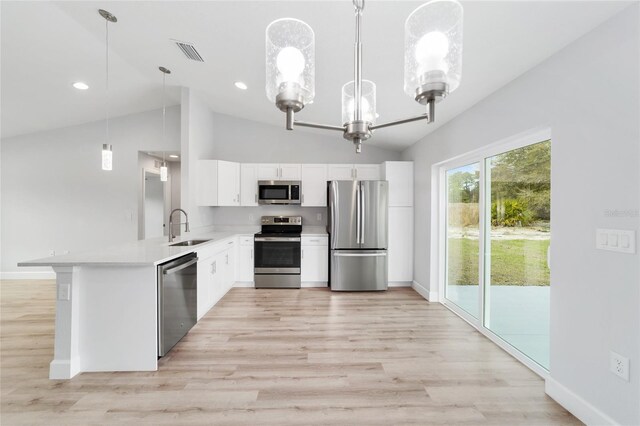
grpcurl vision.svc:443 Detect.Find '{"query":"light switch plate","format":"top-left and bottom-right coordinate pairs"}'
top-left (596, 229), bottom-right (636, 254)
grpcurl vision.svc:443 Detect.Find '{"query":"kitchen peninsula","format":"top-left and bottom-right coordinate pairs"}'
top-left (18, 226), bottom-right (326, 379)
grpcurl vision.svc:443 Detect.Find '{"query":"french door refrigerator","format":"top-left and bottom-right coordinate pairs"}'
top-left (327, 180), bottom-right (388, 291)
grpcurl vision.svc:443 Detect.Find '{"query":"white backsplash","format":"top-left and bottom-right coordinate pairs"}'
top-left (210, 206), bottom-right (327, 226)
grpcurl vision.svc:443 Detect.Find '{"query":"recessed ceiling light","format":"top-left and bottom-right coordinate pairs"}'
top-left (169, 154), bottom-right (179, 159)
top-left (234, 81), bottom-right (248, 90)
top-left (72, 82), bottom-right (89, 90)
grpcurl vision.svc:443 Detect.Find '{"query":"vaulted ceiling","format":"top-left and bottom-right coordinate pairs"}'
top-left (1, 1), bottom-right (632, 150)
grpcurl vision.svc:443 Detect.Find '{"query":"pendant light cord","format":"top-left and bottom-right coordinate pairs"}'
top-left (105, 18), bottom-right (110, 143)
top-left (162, 71), bottom-right (166, 164)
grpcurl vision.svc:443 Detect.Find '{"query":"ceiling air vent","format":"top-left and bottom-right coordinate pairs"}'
top-left (173, 40), bottom-right (204, 62)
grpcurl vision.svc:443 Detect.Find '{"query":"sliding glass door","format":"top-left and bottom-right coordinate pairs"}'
top-left (445, 163), bottom-right (480, 319)
top-left (441, 135), bottom-right (551, 371)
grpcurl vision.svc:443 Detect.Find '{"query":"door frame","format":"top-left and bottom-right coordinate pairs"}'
top-left (431, 126), bottom-right (552, 378)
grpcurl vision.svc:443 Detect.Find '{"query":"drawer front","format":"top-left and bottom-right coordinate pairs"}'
top-left (239, 235), bottom-right (254, 246)
top-left (302, 236), bottom-right (328, 246)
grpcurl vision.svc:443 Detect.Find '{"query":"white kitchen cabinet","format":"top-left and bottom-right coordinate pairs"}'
top-left (280, 164), bottom-right (302, 180)
top-left (301, 236), bottom-right (328, 283)
top-left (354, 164), bottom-right (380, 180)
top-left (327, 164), bottom-right (355, 180)
top-left (196, 253), bottom-right (215, 320)
top-left (327, 164), bottom-right (380, 181)
top-left (388, 207), bottom-right (413, 283)
top-left (301, 164), bottom-right (327, 207)
top-left (382, 161), bottom-right (413, 207)
top-left (240, 163), bottom-right (259, 206)
top-left (237, 235), bottom-right (254, 283)
top-left (197, 160), bottom-right (240, 206)
top-left (258, 164), bottom-right (301, 180)
top-left (196, 238), bottom-right (237, 319)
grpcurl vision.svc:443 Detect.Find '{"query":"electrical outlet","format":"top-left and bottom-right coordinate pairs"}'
top-left (316, 213), bottom-right (322, 221)
top-left (610, 351), bottom-right (630, 381)
top-left (49, 250), bottom-right (55, 256)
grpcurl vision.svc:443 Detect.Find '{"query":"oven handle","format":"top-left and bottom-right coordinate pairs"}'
top-left (254, 237), bottom-right (301, 242)
top-left (333, 252), bottom-right (387, 257)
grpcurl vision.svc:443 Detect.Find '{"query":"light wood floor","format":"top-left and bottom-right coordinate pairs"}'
top-left (1, 280), bottom-right (579, 425)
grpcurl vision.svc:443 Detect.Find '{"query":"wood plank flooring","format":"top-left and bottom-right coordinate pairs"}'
top-left (0, 280), bottom-right (580, 425)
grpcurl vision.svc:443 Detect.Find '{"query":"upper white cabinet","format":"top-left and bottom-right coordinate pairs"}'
top-left (258, 164), bottom-right (301, 181)
top-left (197, 160), bottom-right (240, 206)
top-left (354, 164), bottom-right (381, 180)
top-left (327, 164), bottom-right (380, 181)
top-left (240, 164), bottom-right (259, 206)
top-left (382, 161), bottom-right (413, 207)
top-left (301, 164), bottom-right (327, 207)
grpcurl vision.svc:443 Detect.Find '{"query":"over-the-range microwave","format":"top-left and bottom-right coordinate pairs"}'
top-left (258, 180), bottom-right (301, 205)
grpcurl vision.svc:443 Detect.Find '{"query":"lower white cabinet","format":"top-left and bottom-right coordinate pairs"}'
top-left (196, 239), bottom-right (236, 320)
top-left (237, 235), bottom-right (254, 282)
top-left (388, 207), bottom-right (413, 283)
top-left (301, 236), bottom-right (328, 283)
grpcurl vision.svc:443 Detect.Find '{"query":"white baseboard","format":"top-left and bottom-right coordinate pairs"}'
top-left (388, 281), bottom-right (412, 287)
top-left (302, 282), bottom-right (328, 288)
top-left (411, 280), bottom-right (438, 301)
top-left (233, 282), bottom-right (254, 288)
top-left (1, 271), bottom-right (56, 280)
top-left (545, 377), bottom-right (617, 426)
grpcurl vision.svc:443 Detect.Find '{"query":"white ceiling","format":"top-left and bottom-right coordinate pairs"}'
top-left (1, 1), bottom-right (632, 151)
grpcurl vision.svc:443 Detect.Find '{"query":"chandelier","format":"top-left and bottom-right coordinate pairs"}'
top-left (265, 0), bottom-right (463, 153)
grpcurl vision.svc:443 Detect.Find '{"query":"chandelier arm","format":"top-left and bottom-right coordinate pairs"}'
top-left (369, 114), bottom-right (430, 131)
top-left (294, 121), bottom-right (346, 132)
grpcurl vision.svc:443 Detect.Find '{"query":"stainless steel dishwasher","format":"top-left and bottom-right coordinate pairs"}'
top-left (157, 253), bottom-right (198, 357)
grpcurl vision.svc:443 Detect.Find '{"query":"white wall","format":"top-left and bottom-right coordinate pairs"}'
top-left (1, 106), bottom-right (180, 277)
top-left (180, 88), bottom-right (401, 229)
top-left (402, 6), bottom-right (639, 425)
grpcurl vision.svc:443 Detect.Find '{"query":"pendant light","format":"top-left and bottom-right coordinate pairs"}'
top-left (266, 0), bottom-right (463, 153)
top-left (99, 9), bottom-right (117, 170)
top-left (159, 66), bottom-right (171, 182)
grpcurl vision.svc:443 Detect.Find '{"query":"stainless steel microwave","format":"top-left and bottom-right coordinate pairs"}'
top-left (258, 181), bottom-right (301, 205)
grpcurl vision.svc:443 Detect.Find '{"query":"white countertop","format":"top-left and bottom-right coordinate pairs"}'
top-left (19, 225), bottom-right (328, 268)
top-left (19, 231), bottom-right (239, 267)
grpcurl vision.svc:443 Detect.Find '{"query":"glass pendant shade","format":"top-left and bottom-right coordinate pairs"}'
top-left (102, 144), bottom-right (112, 171)
top-left (404, 0), bottom-right (463, 97)
top-left (160, 162), bottom-right (168, 182)
top-left (265, 18), bottom-right (315, 107)
top-left (342, 80), bottom-right (376, 125)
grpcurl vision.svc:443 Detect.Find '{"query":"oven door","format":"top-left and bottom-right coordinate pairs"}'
top-left (258, 182), bottom-right (290, 205)
top-left (254, 237), bottom-right (301, 273)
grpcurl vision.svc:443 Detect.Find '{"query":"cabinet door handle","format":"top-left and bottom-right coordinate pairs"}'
top-left (226, 254), bottom-right (229, 265)
top-left (250, 249), bottom-right (253, 260)
top-left (301, 248), bottom-right (304, 259)
top-left (302, 194), bottom-right (305, 203)
top-left (355, 168), bottom-right (358, 179)
top-left (255, 193), bottom-right (257, 203)
top-left (211, 261), bottom-right (216, 274)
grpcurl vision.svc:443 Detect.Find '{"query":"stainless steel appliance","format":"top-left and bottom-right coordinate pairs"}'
top-left (258, 181), bottom-right (301, 205)
top-left (328, 180), bottom-right (389, 291)
top-left (157, 253), bottom-right (198, 356)
top-left (254, 216), bottom-right (302, 289)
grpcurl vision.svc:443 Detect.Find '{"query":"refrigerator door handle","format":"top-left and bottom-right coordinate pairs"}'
top-left (356, 182), bottom-right (361, 245)
top-left (333, 252), bottom-right (387, 257)
top-left (360, 181), bottom-right (365, 246)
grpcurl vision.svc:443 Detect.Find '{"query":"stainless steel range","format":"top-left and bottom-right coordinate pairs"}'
top-left (254, 216), bottom-right (302, 289)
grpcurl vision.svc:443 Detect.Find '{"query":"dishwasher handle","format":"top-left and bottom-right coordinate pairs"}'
top-left (163, 257), bottom-right (199, 275)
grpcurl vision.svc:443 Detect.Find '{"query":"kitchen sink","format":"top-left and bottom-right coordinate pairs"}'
top-left (169, 239), bottom-right (211, 247)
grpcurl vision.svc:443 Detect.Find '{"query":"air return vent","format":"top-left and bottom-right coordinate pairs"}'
top-left (173, 40), bottom-right (204, 62)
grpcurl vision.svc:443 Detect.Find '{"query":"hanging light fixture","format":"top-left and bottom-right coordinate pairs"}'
top-left (159, 66), bottom-right (171, 182)
top-left (99, 9), bottom-right (117, 170)
top-left (265, 0), bottom-right (463, 153)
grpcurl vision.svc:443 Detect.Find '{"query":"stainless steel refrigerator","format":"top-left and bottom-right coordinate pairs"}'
top-left (327, 180), bottom-right (388, 291)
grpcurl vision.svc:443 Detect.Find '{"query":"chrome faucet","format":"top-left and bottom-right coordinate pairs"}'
top-left (169, 209), bottom-right (190, 242)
